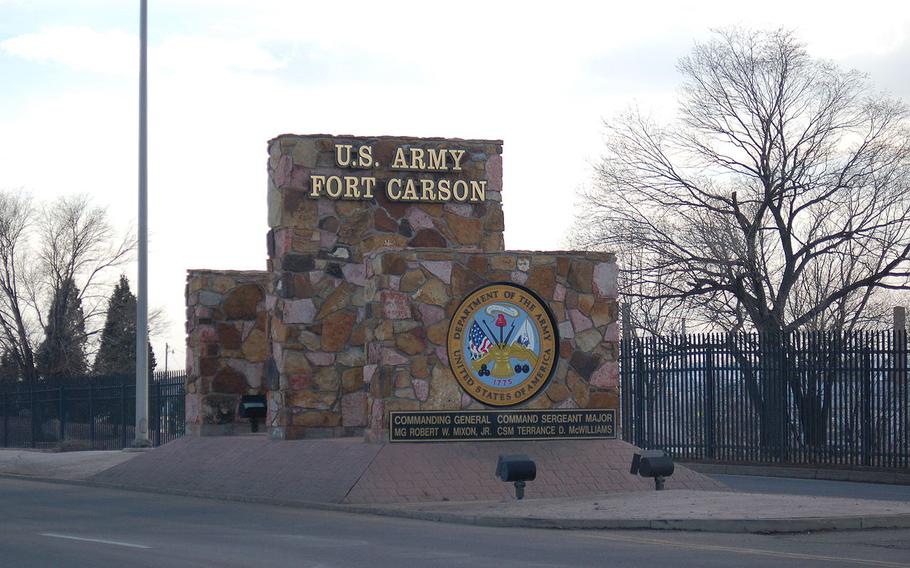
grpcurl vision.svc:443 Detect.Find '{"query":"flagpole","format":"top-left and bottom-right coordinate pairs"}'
top-left (134, 0), bottom-right (150, 448)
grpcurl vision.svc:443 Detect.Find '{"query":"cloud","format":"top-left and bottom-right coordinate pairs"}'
top-left (1, 26), bottom-right (135, 75)
top-left (1, 26), bottom-right (285, 77)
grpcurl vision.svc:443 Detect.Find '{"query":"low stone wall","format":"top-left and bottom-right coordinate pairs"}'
top-left (265, 256), bottom-right (371, 439)
top-left (185, 270), bottom-right (269, 435)
top-left (360, 249), bottom-right (619, 440)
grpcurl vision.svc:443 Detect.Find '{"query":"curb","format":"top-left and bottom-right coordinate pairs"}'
top-left (3, 472), bottom-right (910, 534)
top-left (681, 462), bottom-right (910, 486)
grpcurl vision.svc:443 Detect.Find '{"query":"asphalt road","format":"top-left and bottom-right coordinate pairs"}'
top-left (711, 474), bottom-right (910, 501)
top-left (2, 478), bottom-right (910, 568)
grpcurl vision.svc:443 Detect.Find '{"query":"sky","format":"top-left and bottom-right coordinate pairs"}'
top-left (1, 0), bottom-right (909, 369)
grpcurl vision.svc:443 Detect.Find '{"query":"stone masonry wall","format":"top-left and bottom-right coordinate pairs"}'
top-left (360, 249), bottom-right (619, 440)
top-left (264, 135), bottom-right (504, 439)
top-left (186, 270), bottom-right (269, 435)
top-left (187, 133), bottom-right (621, 441)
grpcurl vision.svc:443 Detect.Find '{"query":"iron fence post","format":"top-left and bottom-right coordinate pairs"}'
top-left (88, 381), bottom-right (95, 450)
top-left (120, 375), bottom-right (127, 449)
top-left (634, 345), bottom-right (646, 448)
top-left (58, 385), bottom-right (65, 444)
top-left (862, 347), bottom-right (873, 467)
top-left (30, 385), bottom-right (36, 448)
top-left (705, 341), bottom-right (716, 460)
top-left (2, 392), bottom-right (7, 448)
top-left (154, 376), bottom-right (161, 447)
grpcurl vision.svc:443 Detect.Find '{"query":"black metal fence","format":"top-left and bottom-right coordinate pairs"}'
top-left (620, 331), bottom-right (910, 469)
top-left (0, 371), bottom-right (185, 450)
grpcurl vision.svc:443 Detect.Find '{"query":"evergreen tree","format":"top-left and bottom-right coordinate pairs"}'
top-left (93, 275), bottom-right (156, 375)
top-left (35, 278), bottom-right (87, 379)
top-left (0, 350), bottom-right (19, 383)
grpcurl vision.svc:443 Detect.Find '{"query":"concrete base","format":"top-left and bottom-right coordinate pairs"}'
top-left (682, 461), bottom-right (910, 486)
top-left (90, 436), bottom-right (725, 505)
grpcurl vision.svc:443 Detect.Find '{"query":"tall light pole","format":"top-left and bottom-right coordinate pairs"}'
top-left (134, 0), bottom-right (150, 448)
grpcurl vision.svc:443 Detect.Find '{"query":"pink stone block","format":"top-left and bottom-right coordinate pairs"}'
top-left (198, 325), bottom-right (216, 343)
top-left (367, 342), bottom-right (381, 364)
top-left (444, 203), bottom-right (473, 217)
top-left (554, 283), bottom-right (566, 302)
top-left (275, 154), bottom-right (293, 187)
top-left (420, 261), bottom-right (452, 284)
top-left (342, 262), bottom-right (367, 286)
top-left (306, 351), bottom-right (336, 366)
top-left (590, 362), bottom-right (619, 388)
top-left (435, 347), bottom-right (449, 366)
top-left (381, 290), bottom-right (411, 319)
top-left (363, 364), bottom-right (377, 384)
top-left (569, 309), bottom-right (593, 333)
top-left (317, 199), bottom-right (335, 217)
top-left (274, 228), bottom-right (293, 258)
top-left (461, 393), bottom-right (473, 409)
top-left (407, 207), bottom-right (434, 230)
top-left (290, 166), bottom-right (309, 190)
top-left (593, 262), bottom-right (618, 297)
top-left (320, 231), bottom-right (337, 248)
top-left (285, 298), bottom-right (316, 324)
top-left (412, 379), bottom-right (429, 402)
top-left (419, 303), bottom-right (445, 326)
top-left (342, 392), bottom-right (368, 427)
top-left (604, 322), bottom-right (619, 342)
top-left (382, 348), bottom-right (408, 366)
top-left (370, 400), bottom-right (385, 430)
top-left (486, 154), bottom-right (503, 192)
top-left (185, 394), bottom-right (201, 424)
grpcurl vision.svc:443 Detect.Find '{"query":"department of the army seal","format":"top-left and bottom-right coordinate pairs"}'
top-left (447, 283), bottom-right (559, 407)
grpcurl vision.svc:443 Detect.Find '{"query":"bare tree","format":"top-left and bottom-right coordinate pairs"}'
top-left (573, 28), bottom-right (910, 452)
top-left (0, 191), bottom-right (134, 381)
top-left (0, 191), bottom-right (39, 383)
top-left (574, 28), bottom-right (910, 336)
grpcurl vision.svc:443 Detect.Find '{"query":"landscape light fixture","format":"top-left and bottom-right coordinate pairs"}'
top-left (496, 454), bottom-right (536, 500)
top-left (630, 449), bottom-right (675, 490)
top-left (239, 395), bottom-right (267, 433)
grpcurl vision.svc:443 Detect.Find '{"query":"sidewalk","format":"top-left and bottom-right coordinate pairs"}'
top-left (3, 444), bottom-right (910, 534)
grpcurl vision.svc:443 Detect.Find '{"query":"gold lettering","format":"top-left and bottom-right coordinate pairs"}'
top-left (334, 144), bottom-right (353, 167)
top-left (449, 149), bottom-right (466, 171)
top-left (410, 148), bottom-right (426, 170)
top-left (357, 145), bottom-right (373, 168)
top-left (326, 176), bottom-right (343, 198)
top-left (310, 175), bottom-right (325, 198)
top-left (362, 177), bottom-right (376, 199)
top-left (387, 178), bottom-right (403, 200)
top-left (391, 148), bottom-right (408, 169)
top-left (428, 148), bottom-right (447, 170)
top-left (469, 180), bottom-right (486, 202)
top-left (452, 179), bottom-right (469, 201)
top-left (437, 179), bottom-right (451, 201)
top-left (420, 179), bottom-right (436, 201)
top-left (344, 176), bottom-right (360, 199)
top-left (402, 179), bottom-right (419, 201)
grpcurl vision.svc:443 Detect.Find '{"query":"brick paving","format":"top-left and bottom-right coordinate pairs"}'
top-left (91, 435), bottom-right (381, 503)
top-left (89, 436), bottom-right (724, 505)
top-left (344, 439), bottom-right (726, 504)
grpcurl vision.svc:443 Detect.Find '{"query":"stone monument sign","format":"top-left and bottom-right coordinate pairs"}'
top-left (185, 134), bottom-right (618, 441)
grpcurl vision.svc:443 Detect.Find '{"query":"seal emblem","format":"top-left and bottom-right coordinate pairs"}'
top-left (447, 283), bottom-right (559, 407)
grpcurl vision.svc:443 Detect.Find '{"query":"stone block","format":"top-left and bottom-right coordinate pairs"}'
top-left (321, 310), bottom-right (357, 351)
top-left (223, 284), bottom-right (264, 320)
top-left (342, 392), bottom-right (368, 427)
